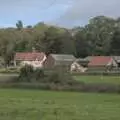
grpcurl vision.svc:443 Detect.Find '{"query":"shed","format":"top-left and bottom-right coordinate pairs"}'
top-left (44, 54), bottom-right (76, 69)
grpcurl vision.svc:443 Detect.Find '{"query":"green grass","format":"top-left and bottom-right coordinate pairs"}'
top-left (0, 89), bottom-right (120, 120)
top-left (74, 75), bottom-right (120, 85)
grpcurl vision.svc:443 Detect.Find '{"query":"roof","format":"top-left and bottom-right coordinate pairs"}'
top-left (51, 54), bottom-right (76, 62)
top-left (85, 56), bottom-right (94, 61)
top-left (75, 58), bottom-right (89, 62)
top-left (15, 52), bottom-right (45, 61)
top-left (112, 56), bottom-right (120, 63)
top-left (88, 56), bottom-right (113, 66)
top-left (75, 58), bottom-right (89, 66)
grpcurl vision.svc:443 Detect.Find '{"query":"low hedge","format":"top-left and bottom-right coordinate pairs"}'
top-left (1, 65), bottom-right (120, 94)
top-left (0, 82), bottom-right (120, 94)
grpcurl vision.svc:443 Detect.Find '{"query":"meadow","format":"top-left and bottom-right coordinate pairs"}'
top-left (0, 89), bottom-right (120, 120)
top-left (74, 75), bottom-right (120, 85)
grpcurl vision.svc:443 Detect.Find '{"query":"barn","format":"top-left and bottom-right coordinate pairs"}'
top-left (44, 54), bottom-right (76, 70)
top-left (88, 56), bottom-right (118, 72)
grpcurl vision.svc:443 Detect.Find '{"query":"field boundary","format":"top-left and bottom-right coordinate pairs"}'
top-left (0, 82), bottom-right (120, 94)
top-left (72, 72), bottom-right (120, 76)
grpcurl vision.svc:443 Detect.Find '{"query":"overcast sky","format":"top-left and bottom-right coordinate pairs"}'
top-left (0, 0), bottom-right (120, 28)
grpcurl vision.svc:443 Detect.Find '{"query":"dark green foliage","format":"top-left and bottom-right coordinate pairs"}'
top-left (48, 72), bottom-right (60, 84)
top-left (110, 29), bottom-right (120, 55)
top-left (47, 67), bottom-right (75, 85)
top-left (0, 30), bottom-right (16, 66)
top-left (60, 30), bottom-right (76, 55)
top-left (1, 67), bottom-right (120, 93)
top-left (74, 16), bottom-right (118, 57)
top-left (16, 20), bottom-right (23, 30)
top-left (18, 65), bottom-right (34, 82)
top-left (74, 31), bottom-right (90, 57)
top-left (18, 65), bottom-right (77, 86)
top-left (1, 16), bottom-right (120, 66)
top-left (18, 65), bottom-right (46, 82)
top-left (40, 27), bottom-right (63, 54)
top-left (33, 68), bottom-right (44, 81)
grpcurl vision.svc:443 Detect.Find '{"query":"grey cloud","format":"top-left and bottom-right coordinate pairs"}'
top-left (0, 0), bottom-right (120, 28)
top-left (54, 0), bottom-right (120, 27)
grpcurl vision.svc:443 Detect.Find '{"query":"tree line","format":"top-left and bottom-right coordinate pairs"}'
top-left (0, 16), bottom-right (120, 66)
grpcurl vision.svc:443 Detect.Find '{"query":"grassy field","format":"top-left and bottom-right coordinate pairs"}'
top-left (0, 89), bottom-right (120, 120)
top-left (74, 75), bottom-right (120, 85)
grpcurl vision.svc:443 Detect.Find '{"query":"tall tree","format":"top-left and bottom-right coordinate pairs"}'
top-left (37, 27), bottom-right (63, 54)
top-left (74, 30), bottom-right (90, 58)
top-left (110, 29), bottom-right (120, 55)
top-left (16, 20), bottom-right (23, 30)
top-left (0, 29), bottom-right (15, 66)
top-left (60, 30), bottom-right (76, 55)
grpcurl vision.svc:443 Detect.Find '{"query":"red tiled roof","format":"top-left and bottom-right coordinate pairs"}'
top-left (15, 52), bottom-right (45, 61)
top-left (88, 56), bottom-right (113, 66)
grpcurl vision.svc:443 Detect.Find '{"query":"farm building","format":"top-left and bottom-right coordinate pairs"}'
top-left (85, 56), bottom-right (94, 62)
top-left (88, 56), bottom-right (118, 72)
top-left (70, 58), bottom-right (88, 72)
top-left (14, 52), bottom-right (46, 68)
top-left (75, 58), bottom-right (89, 67)
top-left (112, 56), bottom-right (120, 67)
top-left (44, 54), bottom-right (76, 70)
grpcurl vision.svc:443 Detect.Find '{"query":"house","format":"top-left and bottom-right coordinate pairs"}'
top-left (14, 52), bottom-right (46, 68)
top-left (70, 58), bottom-right (88, 72)
top-left (75, 58), bottom-right (89, 67)
top-left (44, 54), bottom-right (76, 70)
top-left (71, 61), bottom-right (88, 73)
top-left (112, 56), bottom-right (120, 67)
top-left (85, 56), bottom-right (94, 62)
top-left (88, 56), bottom-right (118, 72)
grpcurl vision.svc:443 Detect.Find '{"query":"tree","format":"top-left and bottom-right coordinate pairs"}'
top-left (0, 29), bottom-right (15, 66)
top-left (0, 15), bottom-right (120, 67)
top-left (74, 30), bottom-right (90, 58)
top-left (74, 16), bottom-right (116, 56)
top-left (38, 27), bottom-right (63, 54)
top-left (16, 20), bottom-right (23, 30)
top-left (60, 30), bottom-right (76, 55)
top-left (110, 29), bottom-right (120, 55)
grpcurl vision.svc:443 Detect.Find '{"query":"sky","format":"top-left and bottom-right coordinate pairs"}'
top-left (0, 0), bottom-right (120, 28)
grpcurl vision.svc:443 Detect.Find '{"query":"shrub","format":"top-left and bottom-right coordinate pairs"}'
top-left (1, 65), bottom-right (120, 94)
top-left (48, 72), bottom-right (60, 84)
top-left (18, 65), bottom-right (45, 82)
top-left (13, 66), bottom-right (85, 91)
top-left (18, 65), bottom-right (34, 82)
top-left (46, 67), bottom-right (80, 86)
top-left (33, 68), bottom-right (44, 81)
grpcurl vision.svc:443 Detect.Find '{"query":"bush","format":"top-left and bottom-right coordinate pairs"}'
top-left (18, 65), bottom-right (45, 82)
top-left (18, 66), bottom-right (79, 85)
top-left (46, 67), bottom-right (80, 86)
top-left (1, 65), bottom-right (120, 94)
top-left (33, 68), bottom-right (44, 81)
top-left (18, 65), bottom-right (34, 82)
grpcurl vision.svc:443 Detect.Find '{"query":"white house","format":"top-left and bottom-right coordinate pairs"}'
top-left (14, 52), bottom-right (47, 68)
